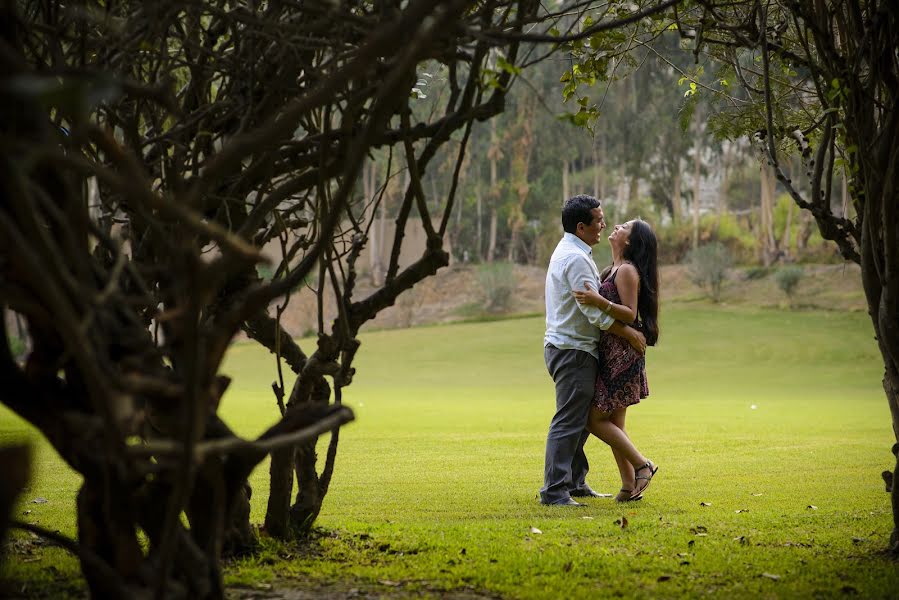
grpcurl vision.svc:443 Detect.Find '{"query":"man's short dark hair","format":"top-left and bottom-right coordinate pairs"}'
top-left (561, 194), bottom-right (600, 234)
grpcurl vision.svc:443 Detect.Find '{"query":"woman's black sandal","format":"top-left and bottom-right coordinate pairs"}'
top-left (615, 488), bottom-right (643, 503)
top-left (630, 461), bottom-right (658, 499)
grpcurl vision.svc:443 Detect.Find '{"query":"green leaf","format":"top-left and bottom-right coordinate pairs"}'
top-left (679, 93), bottom-right (697, 132)
top-left (559, 71), bottom-right (572, 83)
top-left (482, 70), bottom-right (502, 90)
top-left (577, 96), bottom-right (590, 106)
top-left (496, 56), bottom-right (522, 76)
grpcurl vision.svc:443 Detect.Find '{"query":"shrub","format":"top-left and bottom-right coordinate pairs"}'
top-left (713, 213), bottom-right (758, 263)
top-left (744, 265), bottom-right (772, 280)
top-left (477, 262), bottom-right (517, 313)
top-left (775, 266), bottom-right (804, 307)
top-left (686, 242), bottom-right (733, 303)
top-left (656, 214), bottom-right (755, 265)
top-left (656, 223), bottom-right (693, 265)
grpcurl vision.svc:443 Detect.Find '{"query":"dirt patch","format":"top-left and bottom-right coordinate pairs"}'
top-left (247, 264), bottom-right (547, 339)
top-left (227, 579), bottom-right (501, 600)
top-left (679, 262), bottom-right (866, 311)
top-left (256, 262), bottom-right (866, 340)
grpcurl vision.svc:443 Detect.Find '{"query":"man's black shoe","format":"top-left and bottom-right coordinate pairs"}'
top-left (545, 497), bottom-right (584, 507)
top-left (570, 486), bottom-right (608, 498)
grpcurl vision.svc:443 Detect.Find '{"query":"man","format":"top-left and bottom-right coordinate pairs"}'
top-left (540, 195), bottom-right (646, 506)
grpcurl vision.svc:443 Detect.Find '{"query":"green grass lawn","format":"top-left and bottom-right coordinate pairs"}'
top-left (3, 305), bottom-right (897, 598)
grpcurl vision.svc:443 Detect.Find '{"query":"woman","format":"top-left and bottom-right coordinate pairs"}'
top-left (573, 219), bottom-right (660, 502)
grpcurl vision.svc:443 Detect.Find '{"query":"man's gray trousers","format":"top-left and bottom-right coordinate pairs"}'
top-left (540, 345), bottom-right (597, 505)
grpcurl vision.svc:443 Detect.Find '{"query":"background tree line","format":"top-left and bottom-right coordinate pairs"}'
top-left (359, 27), bottom-right (851, 278)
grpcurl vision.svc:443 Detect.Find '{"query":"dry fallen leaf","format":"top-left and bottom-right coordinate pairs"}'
top-left (30, 497), bottom-right (48, 504)
top-left (529, 526), bottom-right (543, 535)
top-left (657, 575), bottom-right (672, 582)
top-left (580, 516), bottom-right (594, 520)
top-left (807, 505), bottom-right (818, 510)
top-left (700, 502), bottom-right (712, 507)
top-left (689, 525), bottom-right (708, 534)
top-left (752, 493), bottom-right (764, 497)
top-left (379, 580), bottom-right (402, 587)
top-left (760, 573), bottom-right (781, 581)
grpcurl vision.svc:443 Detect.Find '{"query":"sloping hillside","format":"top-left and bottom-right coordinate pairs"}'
top-left (265, 262), bottom-right (867, 337)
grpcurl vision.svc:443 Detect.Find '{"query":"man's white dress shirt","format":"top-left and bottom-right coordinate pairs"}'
top-left (544, 233), bottom-right (614, 358)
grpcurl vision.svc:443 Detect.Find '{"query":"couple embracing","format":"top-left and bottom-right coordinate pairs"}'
top-left (540, 194), bottom-right (660, 507)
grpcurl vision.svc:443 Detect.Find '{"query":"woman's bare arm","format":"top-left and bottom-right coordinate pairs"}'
top-left (572, 264), bottom-right (639, 323)
top-left (607, 321), bottom-right (646, 354)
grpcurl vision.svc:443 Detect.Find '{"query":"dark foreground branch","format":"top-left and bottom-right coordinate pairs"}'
top-left (130, 405), bottom-right (354, 465)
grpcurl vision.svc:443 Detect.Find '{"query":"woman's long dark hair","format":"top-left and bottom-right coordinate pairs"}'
top-left (623, 220), bottom-right (660, 346)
